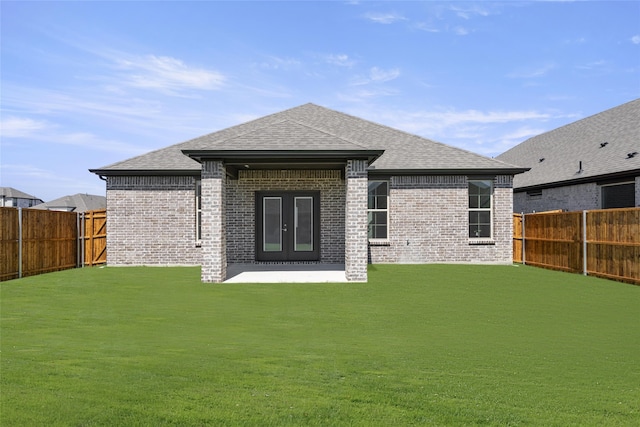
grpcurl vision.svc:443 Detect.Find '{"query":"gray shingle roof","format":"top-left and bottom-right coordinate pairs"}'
top-left (496, 99), bottom-right (640, 190)
top-left (0, 187), bottom-right (42, 200)
top-left (92, 103), bottom-right (524, 175)
top-left (31, 193), bottom-right (106, 212)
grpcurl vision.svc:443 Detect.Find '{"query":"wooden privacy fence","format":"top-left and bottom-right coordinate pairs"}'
top-left (513, 207), bottom-right (640, 285)
top-left (0, 208), bottom-right (106, 281)
top-left (81, 209), bottom-right (107, 267)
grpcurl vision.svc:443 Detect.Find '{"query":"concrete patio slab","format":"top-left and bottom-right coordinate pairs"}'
top-left (224, 264), bottom-right (347, 283)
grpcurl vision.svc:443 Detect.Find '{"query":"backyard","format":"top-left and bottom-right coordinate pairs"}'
top-left (1, 265), bottom-right (638, 426)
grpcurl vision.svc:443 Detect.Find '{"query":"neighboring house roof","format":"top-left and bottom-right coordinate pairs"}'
top-left (496, 98), bottom-right (640, 191)
top-left (0, 187), bottom-right (42, 201)
top-left (91, 103), bottom-right (526, 176)
top-left (30, 194), bottom-right (106, 212)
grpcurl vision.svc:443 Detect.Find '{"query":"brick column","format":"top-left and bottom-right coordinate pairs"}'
top-left (345, 159), bottom-right (368, 282)
top-left (201, 160), bottom-right (226, 283)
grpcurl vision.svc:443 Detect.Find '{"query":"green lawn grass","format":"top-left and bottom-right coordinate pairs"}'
top-left (1, 265), bottom-right (639, 426)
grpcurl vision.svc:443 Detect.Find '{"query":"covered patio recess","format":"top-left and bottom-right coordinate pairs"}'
top-left (182, 148), bottom-right (383, 283)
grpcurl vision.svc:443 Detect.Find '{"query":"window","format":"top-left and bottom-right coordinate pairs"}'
top-left (195, 180), bottom-right (202, 241)
top-left (601, 182), bottom-right (635, 209)
top-left (526, 189), bottom-right (542, 200)
top-left (468, 180), bottom-right (492, 239)
top-left (368, 180), bottom-right (388, 239)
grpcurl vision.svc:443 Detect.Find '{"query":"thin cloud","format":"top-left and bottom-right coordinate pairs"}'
top-left (507, 63), bottom-right (556, 79)
top-left (408, 109), bottom-right (552, 128)
top-left (323, 54), bottom-right (356, 68)
top-left (254, 55), bottom-right (302, 71)
top-left (352, 67), bottom-right (401, 85)
top-left (337, 87), bottom-right (398, 103)
top-left (414, 22), bottom-right (440, 33)
top-left (358, 107), bottom-right (553, 137)
top-left (563, 37), bottom-right (587, 45)
top-left (0, 115), bottom-right (149, 155)
top-left (1, 164), bottom-right (105, 199)
top-left (450, 5), bottom-right (491, 20)
top-left (631, 35), bottom-right (640, 44)
top-left (3, 84), bottom-right (164, 122)
top-left (501, 126), bottom-right (547, 141)
top-left (0, 116), bottom-right (49, 138)
top-left (33, 40), bottom-right (226, 96)
top-left (2, 163), bottom-right (77, 181)
top-left (364, 12), bottom-right (407, 24)
top-left (345, 105), bottom-right (564, 157)
top-left (576, 60), bottom-right (607, 70)
top-left (60, 132), bottom-right (151, 155)
top-left (114, 54), bottom-right (225, 93)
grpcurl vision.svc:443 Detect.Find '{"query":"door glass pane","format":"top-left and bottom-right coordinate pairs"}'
top-left (294, 197), bottom-right (313, 252)
top-left (263, 197), bottom-right (282, 252)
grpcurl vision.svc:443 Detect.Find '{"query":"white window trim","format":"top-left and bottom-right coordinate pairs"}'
top-left (368, 180), bottom-right (390, 242)
top-left (468, 179), bottom-right (494, 243)
top-left (195, 179), bottom-right (202, 246)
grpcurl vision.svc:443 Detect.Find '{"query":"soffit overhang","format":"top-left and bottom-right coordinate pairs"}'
top-left (182, 149), bottom-right (384, 178)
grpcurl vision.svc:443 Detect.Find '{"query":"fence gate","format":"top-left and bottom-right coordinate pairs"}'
top-left (82, 209), bottom-right (107, 266)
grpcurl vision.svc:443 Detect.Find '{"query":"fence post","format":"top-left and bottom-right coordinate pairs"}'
top-left (521, 213), bottom-right (526, 265)
top-left (18, 207), bottom-right (23, 278)
top-left (88, 211), bottom-right (93, 266)
top-left (78, 212), bottom-right (84, 268)
top-left (77, 213), bottom-right (80, 268)
top-left (582, 210), bottom-right (587, 276)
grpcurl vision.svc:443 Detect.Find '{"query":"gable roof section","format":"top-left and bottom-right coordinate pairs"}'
top-left (1, 187), bottom-right (42, 200)
top-left (188, 119), bottom-right (370, 151)
top-left (496, 99), bottom-right (640, 190)
top-left (91, 103), bottom-right (525, 176)
top-left (31, 193), bottom-right (106, 212)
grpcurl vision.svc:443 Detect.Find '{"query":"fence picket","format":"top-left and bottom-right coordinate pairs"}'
top-left (0, 207), bottom-right (106, 281)
top-left (515, 207), bottom-right (640, 285)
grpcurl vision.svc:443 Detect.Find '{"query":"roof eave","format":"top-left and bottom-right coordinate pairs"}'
top-left (368, 167), bottom-right (530, 176)
top-left (89, 168), bottom-right (201, 177)
top-left (181, 149), bottom-right (385, 163)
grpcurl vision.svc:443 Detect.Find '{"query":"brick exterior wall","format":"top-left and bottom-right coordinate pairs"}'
top-left (514, 182), bottom-right (598, 213)
top-left (105, 172), bottom-right (515, 276)
top-left (106, 176), bottom-right (201, 265)
top-left (226, 169), bottom-right (345, 264)
top-left (345, 160), bottom-right (369, 281)
top-left (514, 176), bottom-right (640, 213)
top-left (201, 161), bottom-right (226, 283)
top-left (368, 175), bottom-right (514, 264)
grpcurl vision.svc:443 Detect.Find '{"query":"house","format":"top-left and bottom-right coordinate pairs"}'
top-left (496, 99), bottom-right (640, 213)
top-left (90, 103), bottom-right (527, 282)
top-left (0, 187), bottom-right (43, 208)
top-left (30, 193), bottom-right (106, 212)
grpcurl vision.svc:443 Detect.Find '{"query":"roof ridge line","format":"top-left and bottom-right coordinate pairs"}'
top-left (283, 117), bottom-right (371, 150)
